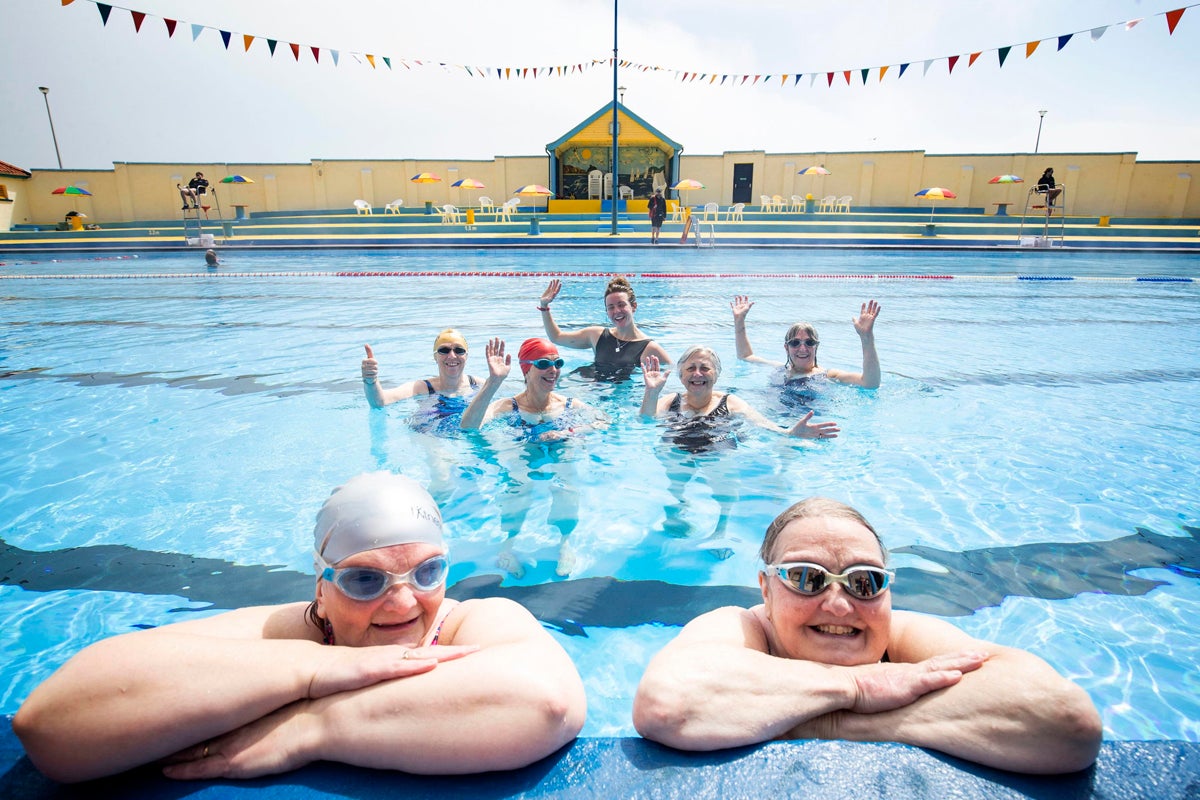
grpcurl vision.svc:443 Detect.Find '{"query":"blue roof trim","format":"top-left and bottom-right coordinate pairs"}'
top-left (545, 102), bottom-right (683, 155)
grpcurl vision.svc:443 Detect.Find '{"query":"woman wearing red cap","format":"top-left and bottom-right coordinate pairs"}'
top-left (460, 337), bottom-right (608, 577)
top-left (537, 276), bottom-right (672, 381)
top-left (460, 337), bottom-right (606, 441)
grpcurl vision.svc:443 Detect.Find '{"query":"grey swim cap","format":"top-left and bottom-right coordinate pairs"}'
top-left (313, 472), bottom-right (445, 568)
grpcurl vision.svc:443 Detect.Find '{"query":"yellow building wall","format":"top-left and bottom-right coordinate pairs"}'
top-left (7, 151), bottom-right (1196, 227)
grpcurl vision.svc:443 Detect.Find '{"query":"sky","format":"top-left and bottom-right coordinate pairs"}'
top-left (2, 0), bottom-right (1197, 172)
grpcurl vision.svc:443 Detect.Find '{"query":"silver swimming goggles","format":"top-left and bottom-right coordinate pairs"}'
top-left (763, 561), bottom-right (893, 600)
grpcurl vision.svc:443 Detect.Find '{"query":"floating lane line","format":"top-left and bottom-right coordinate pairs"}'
top-left (0, 271), bottom-right (1193, 282)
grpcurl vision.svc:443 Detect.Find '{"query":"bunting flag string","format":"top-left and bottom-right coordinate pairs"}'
top-left (58, 0), bottom-right (1193, 88)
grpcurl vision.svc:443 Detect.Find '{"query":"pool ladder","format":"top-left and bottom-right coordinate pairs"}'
top-left (693, 221), bottom-right (716, 248)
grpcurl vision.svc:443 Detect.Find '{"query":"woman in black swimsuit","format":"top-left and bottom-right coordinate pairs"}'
top-left (640, 346), bottom-right (842, 447)
top-left (638, 346), bottom-right (841, 550)
top-left (361, 328), bottom-right (482, 412)
top-left (537, 275), bottom-right (672, 381)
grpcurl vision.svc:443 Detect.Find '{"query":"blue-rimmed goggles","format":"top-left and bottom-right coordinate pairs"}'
top-left (318, 553), bottom-right (449, 601)
top-left (520, 357), bottom-right (565, 370)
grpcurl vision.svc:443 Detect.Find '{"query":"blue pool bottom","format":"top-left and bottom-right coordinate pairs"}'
top-left (3, 722), bottom-right (1196, 799)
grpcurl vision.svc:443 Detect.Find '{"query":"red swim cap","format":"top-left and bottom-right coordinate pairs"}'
top-left (518, 337), bottom-right (559, 374)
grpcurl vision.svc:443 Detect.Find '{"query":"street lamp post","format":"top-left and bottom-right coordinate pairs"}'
top-left (610, 0), bottom-right (619, 235)
top-left (1034, 109), bottom-right (1047, 154)
top-left (38, 86), bottom-right (64, 170)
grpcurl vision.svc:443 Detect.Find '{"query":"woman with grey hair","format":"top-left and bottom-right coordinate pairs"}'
top-left (640, 345), bottom-right (841, 452)
top-left (634, 496), bottom-right (1102, 774)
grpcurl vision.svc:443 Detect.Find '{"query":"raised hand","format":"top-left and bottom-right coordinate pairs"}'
top-left (361, 344), bottom-right (379, 380)
top-left (540, 279), bottom-right (562, 307)
top-left (730, 295), bottom-right (755, 324)
top-left (788, 411), bottom-right (841, 439)
top-left (853, 300), bottom-right (881, 337)
top-left (641, 354), bottom-right (670, 394)
top-left (485, 337), bottom-right (511, 381)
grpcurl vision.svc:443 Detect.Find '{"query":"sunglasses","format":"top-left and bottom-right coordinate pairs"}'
top-left (521, 357), bottom-right (565, 370)
top-left (436, 346), bottom-right (467, 356)
top-left (321, 554), bottom-right (449, 601)
top-left (764, 561), bottom-right (893, 600)
top-left (787, 338), bottom-right (819, 349)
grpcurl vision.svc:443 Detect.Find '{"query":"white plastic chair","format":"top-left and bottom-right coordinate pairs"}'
top-left (603, 173), bottom-right (613, 200)
top-left (440, 204), bottom-right (461, 224)
top-left (817, 195), bottom-right (837, 213)
top-left (651, 172), bottom-right (667, 195)
top-left (726, 203), bottom-right (745, 222)
top-left (498, 199), bottom-right (518, 222)
top-left (701, 202), bottom-right (719, 222)
top-left (587, 170), bottom-right (603, 200)
top-left (384, 199), bottom-right (403, 214)
top-left (835, 195), bottom-right (852, 212)
top-left (477, 196), bottom-right (494, 216)
top-left (618, 185), bottom-right (633, 201)
top-left (771, 195), bottom-right (785, 212)
top-left (353, 199), bottom-right (372, 215)
top-left (760, 195), bottom-right (772, 211)
top-left (670, 200), bottom-right (684, 222)
top-left (790, 195), bottom-right (805, 212)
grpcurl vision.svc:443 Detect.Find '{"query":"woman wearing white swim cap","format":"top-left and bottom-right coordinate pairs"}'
top-left (15, 472), bottom-right (586, 783)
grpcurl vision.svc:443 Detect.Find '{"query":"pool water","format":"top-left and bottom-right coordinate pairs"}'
top-left (1, 248), bottom-right (1198, 741)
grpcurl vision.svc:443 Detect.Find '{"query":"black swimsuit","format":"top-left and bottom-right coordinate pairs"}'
top-left (578, 329), bottom-right (652, 382)
top-left (664, 393), bottom-right (739, 454)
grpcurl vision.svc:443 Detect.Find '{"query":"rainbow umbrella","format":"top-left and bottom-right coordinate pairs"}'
top-left (513, 184), bottom-right (553, 213)
top-left (987, 175), bottom-right (1023, 184)
top-left (51, 185), bottom-right (93, 216)
top-left (220, 175), bottom-right (255, 184)
top-left (670, 178), bottom-right (704, 191)
top-left (914, 187), bottom-right (957, 221)
top-left (451, 177), bottom-right (486, 208)
top-left (411, 173), bottom-right (442, 213)
top-left (796, 166), bottom-right (831, 176)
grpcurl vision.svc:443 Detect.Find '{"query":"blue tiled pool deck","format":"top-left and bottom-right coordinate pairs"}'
top-left (2, 723), bottom-right (1197, 799)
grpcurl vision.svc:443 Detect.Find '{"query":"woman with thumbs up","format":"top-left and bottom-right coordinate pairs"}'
top-left (361, 330), bottom-right (482, 433)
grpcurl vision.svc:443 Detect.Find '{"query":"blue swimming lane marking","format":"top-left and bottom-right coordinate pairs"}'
top-left (1017, 275), bottom-right (1074, 281)
top-left (1136, 276), bottom-right (1194, 282)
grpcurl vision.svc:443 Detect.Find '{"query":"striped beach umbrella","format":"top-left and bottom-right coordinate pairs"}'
top-left (914, 187), bottom-right (957, 221)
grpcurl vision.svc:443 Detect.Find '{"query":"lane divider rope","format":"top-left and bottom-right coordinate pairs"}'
top-left (0, 271), bottom-right (1193, 282)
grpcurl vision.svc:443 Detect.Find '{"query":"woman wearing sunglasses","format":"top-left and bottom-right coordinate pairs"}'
top-left (730, 295), bottom-right (882, 399)
top-left (633, 497), bottom-right (1102, 774)
top-left (537, 276), bottom-right (672, 381)
top-left (460, 337), bottom-right (607, 577)
top-left (361, 329), bottom-right (482, 419)
top-left (14, 472), bottom-right (586, 783)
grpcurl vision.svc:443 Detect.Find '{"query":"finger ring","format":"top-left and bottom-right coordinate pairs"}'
top-left (402, 649), bottom-right (412, 660)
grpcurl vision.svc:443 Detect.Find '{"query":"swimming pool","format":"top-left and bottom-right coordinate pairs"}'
top-left (1, 248), bottom-right (1198, 743)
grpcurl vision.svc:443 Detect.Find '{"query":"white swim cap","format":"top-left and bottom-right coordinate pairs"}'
top-left (313, 472), bottom-right (445, 568)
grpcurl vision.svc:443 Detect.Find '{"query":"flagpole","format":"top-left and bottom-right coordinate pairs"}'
top-left (610, 0), bottom-right (619, 236)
